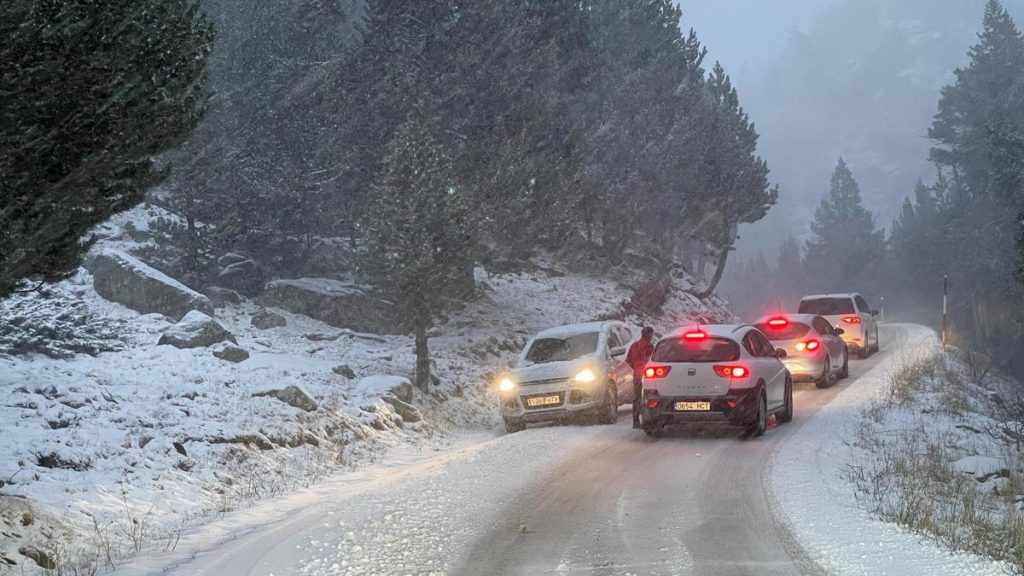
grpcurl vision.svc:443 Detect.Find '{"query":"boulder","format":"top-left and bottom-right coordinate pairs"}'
top-left (204, 286), bottom-right (244, 307)
top-left (360, 375), bottom-right (414, 403)
top-left (89, 249), bottom-right (212, 321)
top-left (332, 364), bottom-right (357, 379)
top-left (213, 344), bottom-right (250, 363)
top-left (251, 309), bottom-right (287, 330)
top-left (217, 259), bottom-right (266, 297)
top-left (158, 311), bottom-right (236, 349)
top-left (259, 278), bottom-right (403, 334)
top-left (382, 396), bottom-right (421, 423)
top-left (253, 385), bottom-right (318, 412)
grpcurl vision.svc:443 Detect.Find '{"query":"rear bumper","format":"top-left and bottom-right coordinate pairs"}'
top-left (783, 357), bottom-right (826, 381)
top-left (641, 388), bottom-right (758, 427)
top-left (840, 327), bottom-right (867, 351)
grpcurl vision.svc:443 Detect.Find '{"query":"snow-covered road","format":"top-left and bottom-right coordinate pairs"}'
top-left (114, 324), bottom-right (1001, 575)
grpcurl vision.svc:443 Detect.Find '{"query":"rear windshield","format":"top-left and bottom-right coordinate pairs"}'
top-left (652, 337), bottom-right (741, 363)
top-left (524, 333), bottom-right (600, 364)
top-left (754, 322), bottom-right (811, 341)
top-left (798, 298), bottom-right (854, 315)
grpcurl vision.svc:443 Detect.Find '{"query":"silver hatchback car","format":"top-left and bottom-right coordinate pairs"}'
top-left (754, 314), bottom-right (849, 388)
top-left (498, 321), bottom-right (636, 433)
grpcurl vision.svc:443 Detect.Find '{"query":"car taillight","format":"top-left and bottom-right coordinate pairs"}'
top-left (795, 340), bottom-right (821, 352)
top-left (647, 400), bottom-right (659, 409)
top-left (767, 317), bottom-right (789, 328)
top-left (713, 365), bottom-right (749, 378)
top-left (841, 316), bottom-right (861, 325)
top-left (683, 331), bottom-right (707, 340)
top-left (644, 366), bottom-right (672, 379)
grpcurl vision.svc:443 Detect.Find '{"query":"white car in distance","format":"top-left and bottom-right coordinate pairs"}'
top-left (498, 321), bottom-right (635, 433)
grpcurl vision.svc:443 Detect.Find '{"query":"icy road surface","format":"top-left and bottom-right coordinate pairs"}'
top-left (116, 324), bottom-right (1002, 576)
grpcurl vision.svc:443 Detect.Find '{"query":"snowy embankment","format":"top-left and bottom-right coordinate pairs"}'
top-left (0, 206), bottom-right (731, 573)
top-left (771, 324), bottom-right (1018, 575)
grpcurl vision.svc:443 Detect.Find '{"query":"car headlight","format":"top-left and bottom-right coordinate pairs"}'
top-left (574, 369), bottom-right (597, 383)
top-left (499, 378), bottom-right (516, 392)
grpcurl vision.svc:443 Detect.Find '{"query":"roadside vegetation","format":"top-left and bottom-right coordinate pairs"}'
top-left (847, 349), bottom-right (1024, 573)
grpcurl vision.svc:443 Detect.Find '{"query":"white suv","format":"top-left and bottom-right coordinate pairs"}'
top-left (640, 325), bottom-right (792, 438)
top-left (798, 293), bottom-right (880, 359)
top-left (498, 321), bottom-right (636, 433)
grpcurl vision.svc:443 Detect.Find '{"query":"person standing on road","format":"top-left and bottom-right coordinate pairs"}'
top-left (626, 326), bottom-right (655, 429)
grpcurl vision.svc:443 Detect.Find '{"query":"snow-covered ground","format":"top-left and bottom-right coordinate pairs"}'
top-left (0, 207), bottom-right (732, 573)
top-left (770, 324), bottom-right (1018, 575)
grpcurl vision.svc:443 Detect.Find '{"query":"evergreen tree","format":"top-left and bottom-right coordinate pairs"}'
top-left (804, 159), bottom-right (884, 291)
top-left (355, 116), bottom-right (474, 391)
top-left (0, 0), bottom-right (213, 297)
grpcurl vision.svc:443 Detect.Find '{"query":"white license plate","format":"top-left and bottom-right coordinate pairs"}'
top-left (527, 395), bottom-right (561, 407)
top-left (675, 401), bottom-right (711, 411)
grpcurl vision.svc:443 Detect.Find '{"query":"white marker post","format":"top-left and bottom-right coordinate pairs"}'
top-left (941, 275), bottom-right (948, 350)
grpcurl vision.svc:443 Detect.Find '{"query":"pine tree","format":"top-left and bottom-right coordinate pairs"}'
top-left (356, 116), bottom-right (474, 391)
top-left (804, 159), bottom-right (884, 291)
top-left (0, 0), bottom-right (214, 297)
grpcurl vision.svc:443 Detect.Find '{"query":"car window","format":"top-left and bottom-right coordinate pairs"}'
top-left (751, 332), bottom-right (776, 357)
top-left (618, 327), bottom-right (634, 345)
top-left (606, 329), bottom-right (621, 350)
top-left (523, 333), bottom-right (600, 364)
top-left (754, 321), bottom-right (810, 341)
top-left (798, 297), bottom-right (855, 315)
top-left (652, 337), bottom-right (741, 363)
top-left (855, 295), bottom-right (871, 312)
top-left (812, 317), bottom-right (833, 335)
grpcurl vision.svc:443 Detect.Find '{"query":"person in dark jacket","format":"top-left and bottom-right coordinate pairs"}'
top-left (626, 326), bottom-right (655, 428)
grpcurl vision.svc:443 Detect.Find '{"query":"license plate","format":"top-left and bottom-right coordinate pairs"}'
top-left (527, 395), bottom-right (561, 407)
top-left (675, 401), bottom-right (711, 411)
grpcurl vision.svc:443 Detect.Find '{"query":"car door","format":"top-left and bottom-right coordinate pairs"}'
top-left (814, 317), bottom-right (844, 369)
top-left (749, 330), bottom-right (787, 410)
top-left (854, 294), bottom-right (876, 346)
top-left (605, 326), bottom-right (631, 401)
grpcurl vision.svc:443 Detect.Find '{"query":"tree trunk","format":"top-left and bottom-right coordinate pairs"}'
top-left (690, 244), bottom-right (730, 300)
top-left (414, 317), bottom-right (431, 392)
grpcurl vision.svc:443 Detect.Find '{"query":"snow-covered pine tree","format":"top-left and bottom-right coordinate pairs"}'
top-left (356, 115), bottom-right (474, 391)
top-left (803, 159), bottom-right (884, 292)
top-left (0, 0), bottom-right (213, 297)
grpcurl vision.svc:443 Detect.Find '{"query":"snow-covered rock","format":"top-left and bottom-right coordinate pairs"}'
top-left (204, 286), bottom-right (244, 307)
top-left (259, 278), bottom-right (403, 334)
top-left (212, 343), bottom-right (250, 363)
top-left (217, 259), bottom-right (266, 297)
top-left (360, 375), bottom-right (414, 403)
top-left (157, 311), bottom-right (236, 349)
top-left (251, 309), bottom-right (287, 330)
top-left (253, 385), bottom-right (318, 412)
top-left (89, 249), bottom-right (212, 321)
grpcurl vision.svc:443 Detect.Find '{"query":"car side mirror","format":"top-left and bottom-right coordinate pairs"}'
top-left (834, 328), bottom-right (845, 336)
top-left (611, 346), bottom-right (627, 358)
top-left (774, 349), bottom-right (787, 359)
top-left (871, 310), bottom-right (879, 317)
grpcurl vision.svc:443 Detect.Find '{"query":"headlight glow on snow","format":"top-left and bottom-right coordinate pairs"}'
top-left (574, 368), bottom-right (597, 383)
top-left (499, 378), bottom-right (516, 392)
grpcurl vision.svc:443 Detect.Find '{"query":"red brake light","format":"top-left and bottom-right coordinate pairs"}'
top-left (647, 400), bottom-right (659, 409)
top-left (683, 331), bottom-right (707, 340)
top-left (767, 317), bottom-right (789, 328)
top-left (841, 316), bottom-right (861, 325)
top-left (795, 340), bottom-right (821, 352)
top-left (714, 365), bottom-right (749, 379)
top-left (644, 366), bottom-right (672, 379)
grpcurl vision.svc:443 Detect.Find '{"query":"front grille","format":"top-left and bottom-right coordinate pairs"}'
top-left (522, 392), bottom-right (565, 410)
top-left (521, 378), bottom-right (568, 386)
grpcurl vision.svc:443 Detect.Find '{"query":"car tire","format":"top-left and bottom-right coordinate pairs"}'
top-left (504, 418), bottom-right (524, 434)
top-left (858, 346), bottom-right (868, 360)
top-left (778, 377), bottom-right (793, 424)
top-left (816, 357), bottom-right (833, 389)
top-left (873, 329), bottom-right (880, 353)
top-left (597, 385), bottom-right (618, 425)
top-left (839, 349), bottom-right (850, 379)
top-left (745, 389), bottom-right (767, 438)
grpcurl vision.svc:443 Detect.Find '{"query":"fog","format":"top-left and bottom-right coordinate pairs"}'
top-left (680, 0), bottom-right (1024, 257)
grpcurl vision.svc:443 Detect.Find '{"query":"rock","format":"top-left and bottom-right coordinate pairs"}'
top-left (173, 441), bottom-right (188, 457)
top-left (138, 435), bottom-right (153, 449)
top-left (382, 396), bottom-right (422, 422)
top-left (18, 546), bottom-right (56, 570)
top-left (217, 259), bottom-right (266, 297)
top-left (360, 375), bottom-right (414, 403)
top-left (158, 311), bottom-right (237, 349)
top-left (251, 309), bottom-right (287, 330)
top-left (259, 278), bottom-right (403, 334)
top-left (204, 286), bottom-right (244, 307)
top-left (304, 332), bottom-right (340, 342)
top-left (89, 249), bottom-right (213, 321)
top-left (332, 364), bottom-right (357, 379)
top-left (212, 344), bottom-right (250, 363)
top-left (253, 385), bottom-right (318, 412)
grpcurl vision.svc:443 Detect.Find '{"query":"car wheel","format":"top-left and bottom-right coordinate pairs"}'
top-left (858, 346), bottom-right (868, 360)
top-left (839, 349), bottom-right (850, 379)
top-left (816, 357), bottom-right (833, 389)
top-left (873, 329), bottom-right (881, 353)
top-left (504, 418), bottom-right (524, 434)
top-left (598, 385), bottom-right (618, 425)
top-left (746, 389), bottom-right (767, 438)
top-left (778, 376), bottom-right (793, 423)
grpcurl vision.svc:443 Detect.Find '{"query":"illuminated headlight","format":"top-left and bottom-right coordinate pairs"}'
top-left (499, 378), bottom-right (516, 392)
top-left (574, 369), bottom-right (597, 383)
